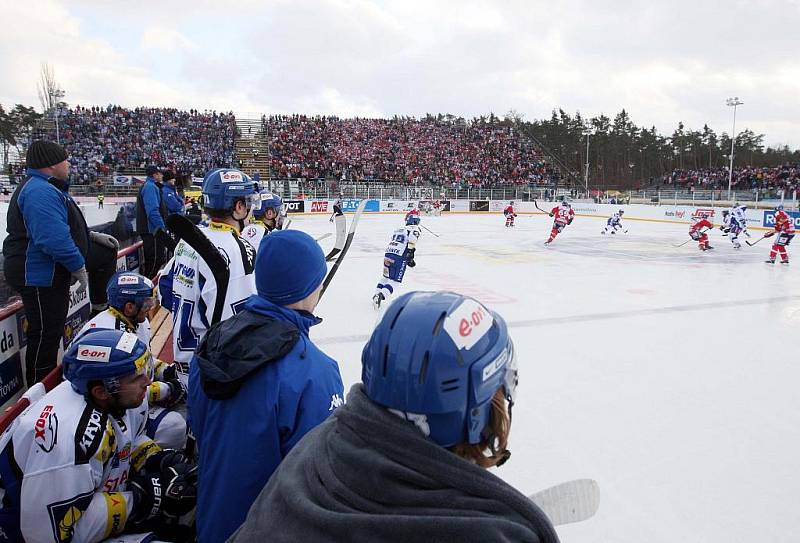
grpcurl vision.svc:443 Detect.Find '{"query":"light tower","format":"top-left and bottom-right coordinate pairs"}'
top-left (726, 97), bottom-right (743, 200)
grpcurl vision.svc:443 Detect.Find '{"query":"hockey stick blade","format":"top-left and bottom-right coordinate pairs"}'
top-left (745, 235), bottom-right (766, 246)
top-left (325, 213), bottom-right (347, 262)
top-left (321, 199), bottom-right (368, 298)
top-left (166, 214), bottom-right (230, 324)
top-left (529, 478), bottom-right (600, 527)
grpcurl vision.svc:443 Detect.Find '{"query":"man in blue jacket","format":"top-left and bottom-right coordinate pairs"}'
top-left (188, 229), bottom-right (344, 543)
top-left (2, 141), bottom-right (120, 385)
top-left (135, 165), bottom-right (171, 277)
top-left (161, 170), bottom-right (185, 216)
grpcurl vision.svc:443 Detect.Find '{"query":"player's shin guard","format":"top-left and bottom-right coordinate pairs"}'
top-left (778, 246), bottom-right (788, 262)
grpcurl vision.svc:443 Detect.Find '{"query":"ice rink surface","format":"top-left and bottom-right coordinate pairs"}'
top-left (294, 210), bottom-right (800, 543)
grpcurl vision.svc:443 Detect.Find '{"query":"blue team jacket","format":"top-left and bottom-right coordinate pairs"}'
top-left (2, 169), bottom-right (87, 287)
top-left (161, 183), bottom-right (185, 215)
top-left (188, 295), bottom-right (344, 543)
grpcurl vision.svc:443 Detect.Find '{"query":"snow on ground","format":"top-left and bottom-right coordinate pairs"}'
top-left (293, 211), bottom-right (800, 543)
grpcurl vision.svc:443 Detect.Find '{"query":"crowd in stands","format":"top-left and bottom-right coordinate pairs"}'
top-left (263, 115), bottom-right (558, 187)
top-left (649, 163), bottom-right (800, 195)
top-left (59, 105), bottom-right (236, 183)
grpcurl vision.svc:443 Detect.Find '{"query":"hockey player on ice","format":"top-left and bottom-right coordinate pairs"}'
top-left (159, 168), bottom-right (258, 383)
top-left (503, 201), bottom-right (518, 227)
top-left (544, 200), bottom-right (574, 244)
top-left (764, 205), bottom-right (795, 264)
top-left (230, 290), bottom-right (560, 543)
top-left (721, 207), bottom-right (746, 249)
top-left (241, 191), bottom-right (283, 251)
top-left (731, 203), bottom-right (749, 237)
top-left (373, 215), bottom-right (422, 309)
top-left (602, 210), bottom-right (625, 235)
top-left (405, 206), bottom-right (420, 223)
top-left (0, 328), bottom-right (197, 543)
top-left (330, 193), bottom-right (344, 222)
top-left (689, 213), bottom-right (714, 251)
top-left (78, 272), bottom-right (187, 449)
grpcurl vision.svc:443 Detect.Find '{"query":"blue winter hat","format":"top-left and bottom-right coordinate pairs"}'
top-left (256, 230), bottom-right (327, 305)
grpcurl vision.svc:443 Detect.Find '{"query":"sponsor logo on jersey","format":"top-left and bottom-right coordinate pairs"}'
top-left (76, 345), bottom-right (111, 362)
top-left (35, 404), bottom-right (58, 452)
top-left (220, 170), bottom-right (244, 183)
top-left (444, 299), bottom-right (494, 350)
top-left (311, 200), bottom-right (329, 212)
top-left (47, 491), bottom-right (94, 542)
top-left (74, 407), bottom-right (108, 464)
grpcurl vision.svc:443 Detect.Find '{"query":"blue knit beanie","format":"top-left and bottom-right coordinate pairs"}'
top-left (256, 230), bottom-right (327, 305)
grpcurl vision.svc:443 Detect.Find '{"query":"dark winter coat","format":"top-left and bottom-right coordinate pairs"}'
top-left (228, 384), bottom-right (560, 543)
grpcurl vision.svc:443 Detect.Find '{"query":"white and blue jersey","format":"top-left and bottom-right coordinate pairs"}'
top-left (375, 225), bottom-right (421, 299)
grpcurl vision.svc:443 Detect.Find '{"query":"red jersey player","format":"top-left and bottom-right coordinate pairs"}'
top-left (764, 205), bottom-right (795, 264)
top-left (689, 214), bottom-right (714, 251)
top-left (544, 201), bottom-right (574, 244)
top-left (504, 201), bottom-right (518, 227)
top-left (405, 207), bottom-right (420, 222)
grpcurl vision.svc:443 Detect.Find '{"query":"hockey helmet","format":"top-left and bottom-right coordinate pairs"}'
top-left (63, 329), bottom-right (153, 395)
top-left (253, 191), bottom-right (283, 219)
top-left (201, 168), bottom-right (258, 211)
top-left (362, 291), bottom-right (517, 448)
top-left (561, 200), bottom-right (571, 207)
top-left (406, 215), bottom-right (421, 226)
top-left (776, 204), bottom-right (785, 211)
top-left (618, 210), bottom-right (624, 216)
top-left (722, 210), bottom-right (730, 216)
top-left (106, 272), bottom-right (155, 312)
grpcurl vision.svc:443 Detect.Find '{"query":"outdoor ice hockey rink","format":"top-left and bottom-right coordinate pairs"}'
top-left (296, 210), bottom-right (800, 543)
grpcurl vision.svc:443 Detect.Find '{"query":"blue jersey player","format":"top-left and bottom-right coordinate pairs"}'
top-left (373, 215), bottom-right (422, 309)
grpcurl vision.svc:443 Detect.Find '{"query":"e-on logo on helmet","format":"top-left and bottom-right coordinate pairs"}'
top-left (221, 171), bottom-right (244, 183)
top-left (443, 299), bottom-right (495, 351)
top-left (76, 345), bottom-right (111, 362)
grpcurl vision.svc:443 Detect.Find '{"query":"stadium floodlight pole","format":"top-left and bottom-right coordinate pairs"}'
top-left (726, 97), bottom-right (743, 200)
top-left (582, 128), bottom-right (593, 198)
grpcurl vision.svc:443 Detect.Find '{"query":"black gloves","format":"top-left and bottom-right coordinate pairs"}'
top-left (130, 450), bottom-right (197, 524)
top-left (155, 228), bottom-right (177, 251)
top-left (406, 248), bottom-right (416, 267)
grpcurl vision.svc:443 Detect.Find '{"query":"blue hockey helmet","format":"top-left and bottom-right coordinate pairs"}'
top-left (201, 168), bottom-right (258, 211)
top-left (776, 204), bottom-right (784, 211)
top-left (253, 191), bottom-right (283, 219)
top-left (362, 291), bottom-right (518, 448)
top-left (63, 329), bottom-right (153, 395)
top-left (722, 209), bottom-right (730, 216)
top-left (106, 272), bottom-right (155, 312)
top-left (406, 215), bottom-right (421, 226)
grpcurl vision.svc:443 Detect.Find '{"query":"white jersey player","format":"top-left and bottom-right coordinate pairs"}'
top-left (159, 169), bottom-right (258, 383)
top-left (78, 272), bottom-right (187, 450)
top-left (373, 215), bottom-right (422, 309)
top-left (241, 191), bottom-right (285, 251)
top-left (602, 210), bottom-right (625, 234)
top-left (0, 329), bottom-right (197, 543)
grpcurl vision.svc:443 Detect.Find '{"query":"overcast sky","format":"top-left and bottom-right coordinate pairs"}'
top-left (2, 0), bottom-right (798, 147)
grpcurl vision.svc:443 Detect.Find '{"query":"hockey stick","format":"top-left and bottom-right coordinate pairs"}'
top-left (320, 199), bottom-right (368, 298)
top-left (421, 224), bottom-right (440, 238)
top-left (745, 234), bottom-right (768, 247)
top-left (315, 233), bottom-right (332, 242)
top-left (528, 478), bottom-right (600, 527)
top-left (673, 228), bottom-right (710, 248)
top-left (325, 213), bottom-right (348, 262)
top-left (166, 214), bottom-right (230, 325)
top-left (533, 200), bottom-right (551, 214)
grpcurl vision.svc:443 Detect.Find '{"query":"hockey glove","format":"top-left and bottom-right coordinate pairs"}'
top-left (764, 231), bottom-right (775, 238)
top-left (130, 464), bottom-right (198, 523)
top-left (405, 248), bottom-right (416, 267)
top-left (567, 218), bottom-right (573, 225)
top-left (70, 266), bottom-right (89, 294)
top-left (162, 378), bottom-right (187, 408)
top-left (90, 231), bottom-right (120, 251)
